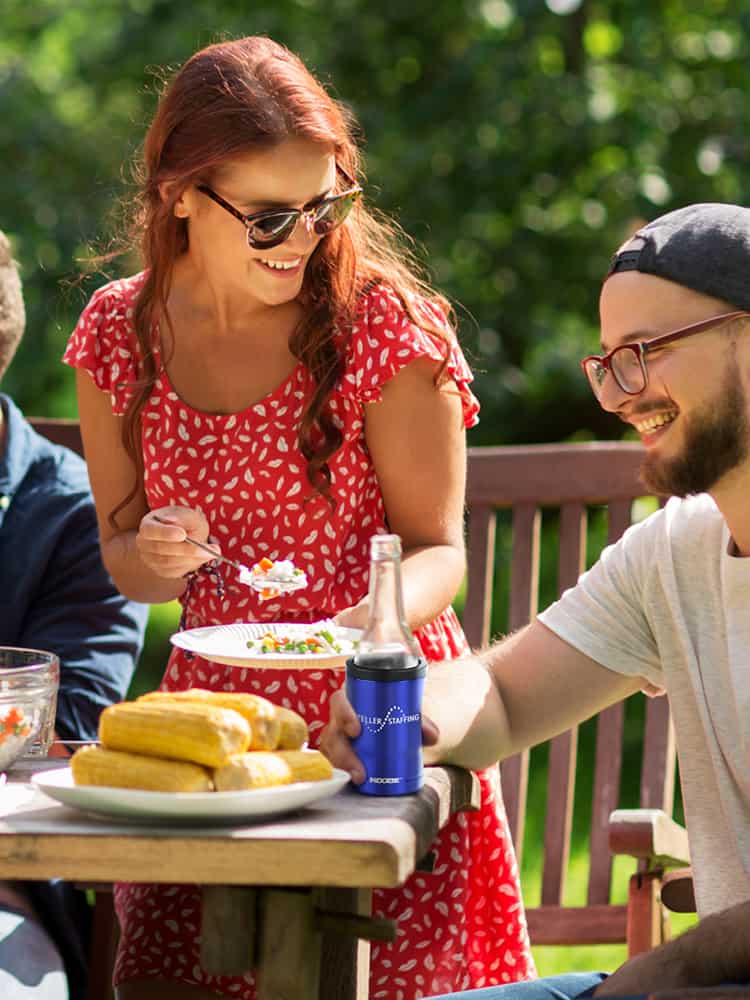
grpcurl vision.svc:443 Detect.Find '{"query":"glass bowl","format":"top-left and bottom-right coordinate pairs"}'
top-left (0, 648), bottom-right (59, 771)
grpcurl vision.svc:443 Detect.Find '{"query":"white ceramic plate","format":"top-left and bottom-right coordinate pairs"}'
top-left (169, 620), bottom-right (362, 670)
top-left (32, 766), bottom-right (350, 823)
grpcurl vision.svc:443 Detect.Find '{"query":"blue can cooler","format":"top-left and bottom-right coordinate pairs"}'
top-left (346, 655), bottom-right (427, 796)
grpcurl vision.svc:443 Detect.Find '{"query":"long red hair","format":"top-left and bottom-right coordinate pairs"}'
top-left (115, 36), bottom-right (453, 521)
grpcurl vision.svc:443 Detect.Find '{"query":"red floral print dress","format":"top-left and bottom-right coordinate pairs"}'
top-left (64, 274), bottom-right (535, 999)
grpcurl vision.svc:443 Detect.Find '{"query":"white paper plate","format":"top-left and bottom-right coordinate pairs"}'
top-left (32, 766), bottom-right (349, 823)
top-left (169, 621), bottom-right (362, 670)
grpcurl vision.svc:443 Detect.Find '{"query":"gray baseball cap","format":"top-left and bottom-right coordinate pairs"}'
top-left (606, 202), bottom-right (750, 311)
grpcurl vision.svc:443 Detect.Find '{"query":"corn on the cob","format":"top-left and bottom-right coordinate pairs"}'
top-left (212, 749), bottom-right (333, 791)
top-left (274, 706), bottom-right (308, 750)
top-left (138, 689), bottom-right (282, 751)
top-left (71, 745), bottom-right (212, 792)
top-left (99, 701), bottom-right (250, 767)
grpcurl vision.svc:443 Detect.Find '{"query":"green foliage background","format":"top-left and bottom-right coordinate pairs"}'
top-left (4, 0), bottom-right (750, 441)
top-left (3, 0), bottom-right (735, 975)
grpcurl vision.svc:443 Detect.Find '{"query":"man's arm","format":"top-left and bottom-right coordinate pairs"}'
top-left (423, 620), bottom-right (642, 768)
top-left (323, 620), bottom-right (642, 781)
top-left (595, 898), bottom-right (750, 995)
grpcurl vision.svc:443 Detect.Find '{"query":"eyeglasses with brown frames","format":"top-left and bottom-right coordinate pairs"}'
top-left (581, 310), bottom-right (750, 399)
top-left (196, 165), bottom-right (362, 251)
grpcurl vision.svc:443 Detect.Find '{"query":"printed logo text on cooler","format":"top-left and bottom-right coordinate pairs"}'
top-left (358, 706), bottom-right (421, 735)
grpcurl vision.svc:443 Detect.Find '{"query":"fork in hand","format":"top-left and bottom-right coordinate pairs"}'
top-left (152, 516), bottom-right (302, 595)
top-left (152, 515), bottom-right (250, 578)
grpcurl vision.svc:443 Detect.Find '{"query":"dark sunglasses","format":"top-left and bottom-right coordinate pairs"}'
top-left (197, 165), bottom-right (362, 250)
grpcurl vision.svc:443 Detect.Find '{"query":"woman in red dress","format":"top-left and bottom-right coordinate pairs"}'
top-left (64, 35), bottom-right (535, 1000)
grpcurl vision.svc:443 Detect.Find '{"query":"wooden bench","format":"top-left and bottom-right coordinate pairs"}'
top-left (463, 441), bottom-right (691, 958)
top-left (30, 416), bottom-right (85, 455)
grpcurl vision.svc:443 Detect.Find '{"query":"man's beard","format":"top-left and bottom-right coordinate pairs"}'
top-left (640, 364), bottom-right (748, 498)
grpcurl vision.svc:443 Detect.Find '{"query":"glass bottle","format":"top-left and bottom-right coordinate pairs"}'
top-left (346, 534), bottom-right (426, 795)
top-left (354, 534), bottom-right (420, 668)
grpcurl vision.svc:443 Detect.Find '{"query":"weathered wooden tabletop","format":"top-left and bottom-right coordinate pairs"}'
top-left (0, 761), bottom-right (478, 886)
top-left (0, 761), bottom-right (479, 1000)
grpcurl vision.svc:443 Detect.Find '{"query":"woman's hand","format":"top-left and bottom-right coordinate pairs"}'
top-left (136, 505), bottom-right (219, 580)
top-left (332, 602), bottom-right (369, 630)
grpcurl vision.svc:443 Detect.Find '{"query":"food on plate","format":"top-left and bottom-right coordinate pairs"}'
top-left (240, 556), bottom-right (307, 600)
top-left (71, 744), bottom-right (211, 792)
top-left (245, 627), bottom-right (358, 656)
top-left (274, 706), bottom-right (308, 750)
top-left (0, 706), bottom-right (32, 770)
top-left (138, 688), bottom-right (284, 751)
top-left (69, 690), bottom-right (324, 794)
top-left (212, 749), bottom-right (333, 791)
top-left (99, 701), bottom-right (251, 767)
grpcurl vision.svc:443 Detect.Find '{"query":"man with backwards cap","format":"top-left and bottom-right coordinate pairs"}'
top-left (322, 202), bottom-right (750, 999)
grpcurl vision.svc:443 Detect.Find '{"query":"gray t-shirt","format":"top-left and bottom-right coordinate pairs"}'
top-left (539, 493), bottom-right (750, 917)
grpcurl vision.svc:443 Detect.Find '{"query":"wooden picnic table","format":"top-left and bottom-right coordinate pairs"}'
top-left (0, 759), bottom-right (479, 1000)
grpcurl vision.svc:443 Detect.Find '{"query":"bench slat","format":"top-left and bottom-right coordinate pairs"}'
top-left (641, 696), bottom-right (676, 812)
top-left (526, 903), bottom-right (627, 945)
top-left (508, 503), bottom-right (540, 632)
top-left (463, 505), bottom-right (496, 649)
top-left (587, 701), bottom-right (625, 904)
top-left (541, 502), bottom-right (586, 906)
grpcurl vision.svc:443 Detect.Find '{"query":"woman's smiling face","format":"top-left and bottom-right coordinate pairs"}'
top-left (176, 137), bottom-right (337, 308)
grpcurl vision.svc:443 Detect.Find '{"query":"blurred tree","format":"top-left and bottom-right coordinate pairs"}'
top-left (2, 0), bottom-right (749, 443)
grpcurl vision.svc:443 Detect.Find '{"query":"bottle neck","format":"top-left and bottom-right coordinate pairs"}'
top-left (368, 557), bottom-right (405, 638)
top-left (355, 549), bottom-right (420, 664)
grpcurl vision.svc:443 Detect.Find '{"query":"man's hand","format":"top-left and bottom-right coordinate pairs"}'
top-left (319, 687), bottom-right (440, 784)
top-left (596, 897), bottom-right (750, 998)
top-left (594, 941), bottom-right (691, 996)
top-left (319, 689), bottom-right (364, 783)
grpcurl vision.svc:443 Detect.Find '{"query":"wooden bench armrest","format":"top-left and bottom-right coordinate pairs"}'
top-left (608, 808), bottom-right (691, 868)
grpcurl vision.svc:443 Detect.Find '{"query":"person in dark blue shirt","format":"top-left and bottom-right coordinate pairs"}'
top-left (0, 229), bottom-right (149, 999)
